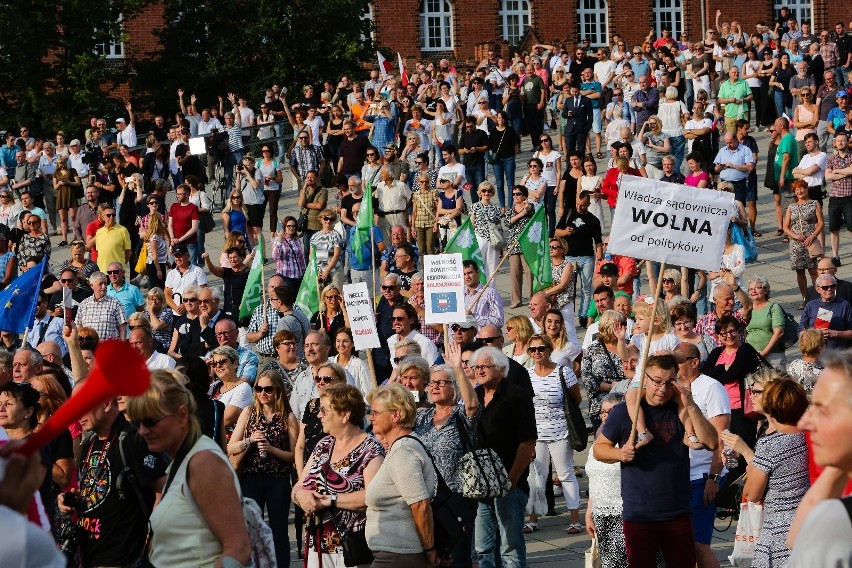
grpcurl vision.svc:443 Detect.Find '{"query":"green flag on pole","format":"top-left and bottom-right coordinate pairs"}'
top-left (295, 247), bottom-right (320, 318)
top-left (239, 235), bottom-right (265, 319)
top-left (353, 183), bottom-right (374, 264)
top-left (517, 205), bottom-right (552, 292)
top-left (444, 216), bottom-right (486, 284)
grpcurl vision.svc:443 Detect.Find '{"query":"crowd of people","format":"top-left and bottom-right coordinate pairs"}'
top-left (1, 8), bottom-right (852, 568)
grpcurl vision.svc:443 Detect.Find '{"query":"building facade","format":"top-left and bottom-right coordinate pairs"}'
top-left (371, 0), bottom-right (851, 61)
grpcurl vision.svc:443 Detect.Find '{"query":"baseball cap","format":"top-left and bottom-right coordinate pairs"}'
top-left (838, 90), bottom-right (848, 98)
top-left (115, 117), bottom-right (126, 124)
top-left (438, 173), bottom-right (455, 183)
top-left (69, 139), bottom-right (81, 146)
top-left (599, 262), bottom-right (619, 276)
top-left (456, 315), bottom-right (479, 330)
top-left (172, 244), bottom-right (189, 256)
top-left (384, 142), bottom-right (397, 150)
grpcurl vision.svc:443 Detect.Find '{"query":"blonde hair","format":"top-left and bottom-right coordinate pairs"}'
top-left (222, 190), bottom-right (249, 216)
top-left (597, 310), bottom-right (627, 344)
top-left (543, 309), bottom-right (569, 350)
top-left (477, 180), bottom-right (496, 197)
top-left (252, 369), bottom-right (292, 417)
top-left (633, 298), bottom-right (672, 333)
top-left (320, 285), bottom-right (342, 314)
top-left (126, 372), bottom-right (201, 447)
top-left (798, 329), bottom-right (823, 358)
top-left (745, 367), bottom-right (788, 389)
top-left (506, 315), bottom-right (534, 347)
top-left (367, 383), bottom-right (417, 428)
top-left (144, 211), bottom-right (169, 243)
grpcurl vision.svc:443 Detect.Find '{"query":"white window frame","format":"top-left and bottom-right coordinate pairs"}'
top-left (499, 0), bottom-right (531, 47)
top-left (362, 3), bottom-right (375, 42)
top-left (775, 0), bottom-right (812, 26)
top-left (652, 0), bottom-right (683, 40)
top-left (95, 14), bottom-right (125, 59)
top-left (577, 0), bottom-right (608, 48)
top-left (420, 0), bottom-right (453, 52)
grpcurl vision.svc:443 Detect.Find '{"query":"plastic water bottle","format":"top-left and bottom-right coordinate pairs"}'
top-left (722, 429), bottom-right (739, 469)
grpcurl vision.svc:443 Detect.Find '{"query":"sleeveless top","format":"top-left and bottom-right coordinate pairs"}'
top-left (149, 436), bottom-right (239, 568)
top-left (242, 408), bottom-right (293, 477)
top-left (551, 259), bottom-right (576, 308)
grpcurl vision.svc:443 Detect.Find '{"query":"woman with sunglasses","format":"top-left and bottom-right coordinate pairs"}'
top-left (504, 314), bottom-right (535, 366)
top-left (126, 374), bottom-right (251, 568)
top-left (544, 237), bottom-right (579, 342)
top-left (228, 370), bottom-right (299, 565)
top-left (295, 382), bottom-right (385, 568)
top-left (401, 134), bottom-right (427, 180)
top-left (257, 102), bottom-right (275, 140)
top-left (0, 189), bottom-right (20, 230)
top-left (310, 209), bottom-right (344, 291)
top-left (17, 212), bottom-right (50, 271)
top-left (218, 231), bottom-right (249, 268)
top-left (52, 156), bottom-right (80, 246)
top-left (361, 146), bottom-right (382, 190)
top-left (271, 216), bottom-right (306, 292)
top-left (470, 181), bottom-right (503, 283)
top-left (234, 154), bottom-right (265, 249)
top-left (257, 146), bottom-right (285, 233)
top-left (504, 185), bottom-right (534, 307)
top-left (209, 345), bottom-right (253, 434)
top-left (312, 284), bottom-right (345, 346)
top-left (523, 333), bottom-right (583, 535)
top-left (792, 88), bottom-right (818, 157)
top-left (519, 157), bottom-right (546, 207)
top-left (557, 151), bottom-right (583, 220)
top-left (532, 135), bottom-right (562, 235)
top-left (168, 285), bottom-right (210, 360)
top-left (144, 209), bottom-right (170, 289)
top-left (221, 190), bottom-right (249, 243)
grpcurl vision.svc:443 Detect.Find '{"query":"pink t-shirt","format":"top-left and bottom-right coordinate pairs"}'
top-left (685, 171), bottom-right (709, 187)
top-left (716, 349), bottom-right (742, 409)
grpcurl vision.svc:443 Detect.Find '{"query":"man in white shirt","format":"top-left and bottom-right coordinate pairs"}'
top-left (792, 132), bottom-right (828, 201)
top-left (195, 109), bottom-right (222, 136)
top-left (114, 101), bottom-right (138, 148)
top-left (236, 96), bottom-right (255, 129)
top-left (163, 245), bottom-right (208, 315)
top-left (129, 326), bottom-right (176, 371)
top-left (676, 343), bottom-right (730, 568)
top-left (387, 316), bottom-right (438, 368)
top-left (67, 139), bottom-right (89, 178)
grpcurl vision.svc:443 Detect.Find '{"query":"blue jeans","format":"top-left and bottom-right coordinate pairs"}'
top-left (186, 243), bottom-right (199, 268)
top-left (241, 473), bottom-right (291, 567)
top-left (225, 149), bottom-right (243, 196)
top-left (491, 156), bottom-right (516, 208)
top-left (773, 91), bottom-right (791, 121)
top-left (568, 255), bottom-right (595, 320)
top-left (274, 122), bottom-right (286, 160)
top-left (475, 487), bottom-right (529, 568)
top-left (467, 163), bottom-right (486, 204)
top-left (544, 185), bottom-right (558, 238)
top-left (669, 135), bottom-right (686, 173)
top-left (837, 66), bottom-right (849, 87)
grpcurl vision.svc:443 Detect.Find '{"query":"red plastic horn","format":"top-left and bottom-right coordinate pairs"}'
top-left (19, 340), bottom-right (151, 455)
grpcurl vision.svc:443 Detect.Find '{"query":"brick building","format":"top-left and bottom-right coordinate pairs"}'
top-left (371, 0), bottom-right (851, 63)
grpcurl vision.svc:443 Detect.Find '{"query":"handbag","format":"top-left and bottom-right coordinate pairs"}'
top-left (487, 220), bottom-right (505, 248)
top-left (339, 528), bottom-right (373, 567)
top-left (728, 501), bottom-right (765, 566)
top-left (455, 413), bottom-right (511, 499)
top-left (404, 434), bottom-right (477, 559)
top-left (584, 536), bottom-right (602, 568)
top-left (559, 367), bottom-right (589, 452)
top-left (134, 241), bottom-right (148, 274)
top-left (780, 304), bottom-right (801, 350)
top-left (488, 129), bottom-right (507, 165)
top-left (297, 186), bottom-right (321, 233)
top-left (796, 203), bottom-right (824, 259)
top-left (199, 210), bottom-right (215, 234)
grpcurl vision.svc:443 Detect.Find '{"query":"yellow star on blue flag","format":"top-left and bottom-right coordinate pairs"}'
top-left (0, 259), bottom-right (45, 333)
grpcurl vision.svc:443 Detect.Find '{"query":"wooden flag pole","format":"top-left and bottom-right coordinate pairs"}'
top-left (468, 248), bottom-right (513, 313)
top-left (365, 347), bottom-right (378, 391)
top-left (628, 261), bottom-right (667, 447)
top-left (260, 234), bottom-right (268, 321)
top-left (370, 223), bottom-right (377, 301)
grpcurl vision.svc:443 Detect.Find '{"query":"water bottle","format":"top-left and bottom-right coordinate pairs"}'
top-left (722, 429), bottom-right (739, 469)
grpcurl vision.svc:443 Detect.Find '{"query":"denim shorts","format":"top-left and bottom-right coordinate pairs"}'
top-left (690, 477), bottom-right (723, 545)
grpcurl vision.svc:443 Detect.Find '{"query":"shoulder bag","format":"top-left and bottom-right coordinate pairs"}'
top-left (559, 366), bottom-right (589, 452)
top-left (488, 128), bottom-right (506, 165)
top-left (404, 434), bottom-right (477, 559)
top-left (456, 412), bottom-right (511, 499)
top-left (322, 440), bottom-right (373, 566)
top-left (297, 186), bottom-right (321, 233)
top-left (797, 203), bottom-right (824, 259)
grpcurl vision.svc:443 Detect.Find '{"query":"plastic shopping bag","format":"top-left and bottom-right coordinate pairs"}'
top-left (728, 501), bottom-right (764, 567)
top-left (585, 536), bottom-right (601, 568)
top-left (730, 224), bottom-right (758, 264)
top-left (525, 461), bottom-right (548, 516)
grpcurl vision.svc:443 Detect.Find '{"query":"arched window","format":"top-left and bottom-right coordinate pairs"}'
top-left (775, 0), bottom-right (812, 26)
top-left (499, 0), bottom-right (531, 47)
top-left (652, 0), bottom-right (683, 40)
top-left (577, 0), bottom-right (608, 47)
top-left (420, 0), bottom-right (453, 51)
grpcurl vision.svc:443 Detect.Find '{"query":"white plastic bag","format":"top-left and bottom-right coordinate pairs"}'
top-left (584, 536), bottom-right (601, 568)
top-left (525, 461), bottom-right (548, 516)
top-left (728, 501), bottom-right (764, 567)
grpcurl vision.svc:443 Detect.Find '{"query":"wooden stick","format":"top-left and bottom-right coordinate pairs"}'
top-left (370, 224), bottom-right (377, 300)
top-left (260, 234), bottom-right (268, 321)
top-left (365, 348), bottom-right (378, 391)
top-left (628, 261), bottom-right (667, 446)
top-left (468, 248), bottom-right (512, 313)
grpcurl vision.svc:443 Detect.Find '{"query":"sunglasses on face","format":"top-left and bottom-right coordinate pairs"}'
top-left (183, 297), bottom-right (198, 303)
top-left (131, 417), bottom-right (162, 429)
top-left (314, 375), bottom-right (335, 384)
top-left (211, 358), bottom-right (231, 367)
top-left (255, 385), bottom-right (275, 394)
top-left (381, 285), bottom-right (397, 290)
top-left (106, 270), bottom-right (122, 275)
top-left (528, 345), bottom-right (548, 353)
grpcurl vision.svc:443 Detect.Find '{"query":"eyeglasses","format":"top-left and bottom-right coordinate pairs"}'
top-left (750, 388), bottom-right (764, 395)
top-left (106, 270), bottom-right (122, 275)
top-left (148, 201), bottom-right (158, 206)
top-left (390, 315), bottom-right (407, 321)
top-left (183, 297), bottom-right (198, 303)
top-left (540, 139), bottom-right (550, 143)
top-left (211, 358), bottom-right (232, 367)
top-left (549, 244), bottom-right (562, 250)
top-left (472, 364), bottom-right (496, 372)
top-left (366, 153), bottom-right (377, 157)
top-left (26, 220), bottom-right (40, 225)
top-left (646, 375), bottom-right (674, 389)
top-left (414, 160), bottom-right (424, 165)
top-left (314, 375), bottom-right (335, 384)
top-left (104, 213), bottom-right (116, 218)
top-left (298, 136), bottom-right (308, 140)
top-left (381, 285), bottom-right (398, 290)
top-left (717, 329), bottom-right (739, 337)
top-left (512, 192), bottom-right (523, 196)
top-left (818, 285), bottom-right (837, 290)
top-left (528, 345), bottom-right (548, 353)
top-left (255, 385), bottom-right (275, 394)
top-left (661, 278), bottom-right (675, 284)
top-left (231, 196), bottom-right (243, 200)
top-left (130, 417), bottom-right (163, 429)
top-left (60, 278), bottom-right (76, 283)
top-left (368, 408), bottom-right (391, 417)
top-left (261, 149), bottom-right (272, 153)
top-left (428, 380), bottom-right (453, 388)
top-left (199, 299), bottom-right (214, 304)
top-left (285, 223), bottom-right (296, 228)
top-left (215, 329), bottom-right (236, 337)
top-left (478, 336), bottom-right (500, 344)
top-left (325, 294), bottom-right (341, 300)
top-left (480, 189), bottom-right (493, 194)
top-left (450, 324), bottom-right (471, 332)
top-left (528, 164), bottom-right (540, 168)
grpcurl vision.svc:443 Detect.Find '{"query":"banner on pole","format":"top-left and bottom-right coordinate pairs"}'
top-left (423, 253), bottom-right (467, 324)
top-left (343, 282), bottom-right (381, 350)
top-left (607, 175), bottom-right (734, 271)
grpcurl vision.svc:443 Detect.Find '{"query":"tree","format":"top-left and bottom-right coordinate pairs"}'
top-left (133, 0), bottom-right (374, 118)
top-left (0, 0), bottom-right (151, 136)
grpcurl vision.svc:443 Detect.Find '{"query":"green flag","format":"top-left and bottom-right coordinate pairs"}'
top-left (239, 235), bottom-right (265, 319)
top-left (353, 183), bottom-right (374, 264)
top-left (296, 247), bottom-right (320, 318)
top-left (517, 205), bottom-right (552, 292)
top-left (444, 216), bottom-right (486, 284)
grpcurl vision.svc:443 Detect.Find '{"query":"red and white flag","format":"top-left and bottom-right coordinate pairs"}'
top-left (397, 52), bottom-right (409, 86)
top-left (376, 51), bottom-right (392, 81)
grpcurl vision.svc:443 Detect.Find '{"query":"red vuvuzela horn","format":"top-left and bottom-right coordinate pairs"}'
top-left (19, 340), bottom-right (151, 456)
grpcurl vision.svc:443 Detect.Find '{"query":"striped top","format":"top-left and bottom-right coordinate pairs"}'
top-left (528, 365), bottom-right (577, 443)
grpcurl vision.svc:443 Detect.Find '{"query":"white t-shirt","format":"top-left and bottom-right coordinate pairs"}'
top-left (798, 151), bottom-right (828, 187)
top-left (533, 150), bottom-right (561, 187)
top-left (116, 126), bottom-right (137, 148)
top-left (685, 118), bottom-right (713, 151)
top-left (630, 332), bottom-right (681, 375)
top-left (438, 163), bottom-right (466, 187)
top-left (687, 374), bottom-right (732, 480)
top-left (147, 351), bottom-right (177, 371)
top-left (387, 330), bottom-right (438, 367)
top-left (238, 106), bottom-right (255, 129)
top-left (594, 60), bottom-right (617, 88)
top-left (743, 60), bottom-right (762, 88)
top-left (212, 381), bottom-right (252, 410)
top-left (305, 116), bottom-right (325, 146)
top-left (528, 365), bottom-right (576, 442)
top-left (164, 265), bottom-right (208, 296)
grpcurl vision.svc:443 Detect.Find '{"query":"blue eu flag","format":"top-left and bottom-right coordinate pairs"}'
top-left (0, 259), bottom-right (45, 333)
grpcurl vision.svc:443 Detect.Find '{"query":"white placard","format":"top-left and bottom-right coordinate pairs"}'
top-left (188, 137), bottom-right (207, 156)
top-left (342, 282), bottom-right (381, 350)
top-left (423, 253), bottom-right (466, 324)
top-left (607, 175), bottom-right (734, 271)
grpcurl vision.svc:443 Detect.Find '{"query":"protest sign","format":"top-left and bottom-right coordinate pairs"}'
top-left (188, 137), bottom-right (207, 156)
top-left (607, 175), bottom-right (735, 271)
top-left (423, 253), bottom-right (466, 324)
top-left (343, 282), bottom-right (381, 350)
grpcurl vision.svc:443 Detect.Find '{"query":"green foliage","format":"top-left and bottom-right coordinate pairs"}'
top-left (134, 0), bottom-right (375, 116)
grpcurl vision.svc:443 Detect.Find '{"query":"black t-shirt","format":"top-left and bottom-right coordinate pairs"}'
top-left (391, 267), bottom-right (417, 291)
top-left (77, 416), bottom-right (167, 566)
top-left (489, 126), bottom-right (520, 160)
top-left (266, 98), bottom-right (285, 121)
top-left (556, 210), bottom-right (602, 257)
top-left (475, 378), bottom-right (537, 491)
top-left (340, 193), bottom-right (359, 227)
top-left (560, 171), bottom-right (580, 215)
top-left (600, 399), bottom-right (690, 521)
top-left (222, 267), bottom-right (249, 317)
top-left (151, 125), bottom-right (169, 142)
top-left (180, 154), bottom-right (205, 181)
top-left (339, 135), bottom-right (370, 175)
top-left (458, 129), bottom-right (489, 168)
top-left (39, 273), bottom-right (58, 293)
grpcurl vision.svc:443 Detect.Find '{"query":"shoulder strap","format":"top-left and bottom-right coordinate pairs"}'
top-left (401, 435), bottom-right (450, 493)
top-left (116, 431), bottom-right (152, 517)
top-left (841, 496), bottom-right (852, 524)
top-left (453, 410), bottom-right (477, 453)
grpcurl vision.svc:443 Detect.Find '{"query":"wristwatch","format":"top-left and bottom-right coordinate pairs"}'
top-left (706, 473), bottom-right (723, 484)
top-left (329, 493), bottom-right (338, 507)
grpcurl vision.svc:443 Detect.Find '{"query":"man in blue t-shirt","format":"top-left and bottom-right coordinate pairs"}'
top-left (594, 354), bottom-right (719, 568)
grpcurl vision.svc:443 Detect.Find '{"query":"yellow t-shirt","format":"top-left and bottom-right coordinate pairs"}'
top-left (95, 225), bottom-right (131, 272)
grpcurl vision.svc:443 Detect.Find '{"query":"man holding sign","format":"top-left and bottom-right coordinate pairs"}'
top-left (594, 354), bottom-right (718, 568)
